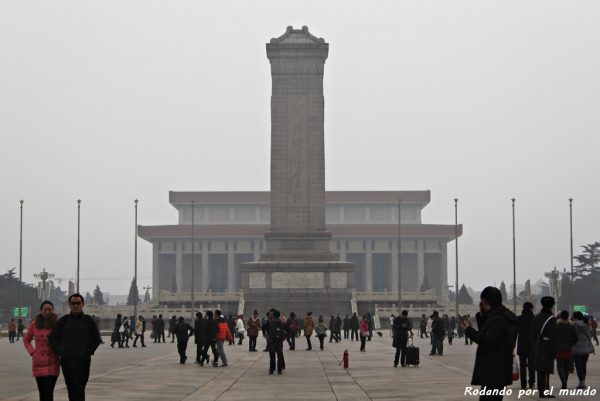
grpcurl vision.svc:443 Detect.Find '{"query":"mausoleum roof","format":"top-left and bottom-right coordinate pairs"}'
top-left (138, 223), bottom-right (461, 241)
top-left (169, 191), bottom-right (431, 207)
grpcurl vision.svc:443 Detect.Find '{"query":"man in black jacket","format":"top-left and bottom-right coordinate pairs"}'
top-left (531, 296), bottom-right (557, 398)
top-left (430, 311), bottom-right (445, 356)
top-left (194, 312), bottom-right (206, 365)
top-left (350, 313), bottom-right (359, 341)
top-left (267, 309), bottom-right (287, 375)
top-left (174, 317), bottom-right (194, 364)
top-left (342, 315), bottom-right (350, 339)
top-left (461, 286), bottom-right (517, 401)
top-left (392, 310), bottom-right (413, 367)
top-left (50, 293), bottom-right (102, 401)
top-left (515, 302), bottom-right (535, 390)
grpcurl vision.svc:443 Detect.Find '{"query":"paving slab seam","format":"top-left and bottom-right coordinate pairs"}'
top-left (182, 351), bottom-right (265, 401)
top-left (5, 352), bottom-right (178, 401)
top-left (317, 348), bottom-right (372, 401)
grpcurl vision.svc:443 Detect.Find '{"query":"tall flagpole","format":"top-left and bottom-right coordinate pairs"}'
top-left (133, 199), bottom-right (139, 320)
top-left (512, 198), bottom-right (517, 314)
top-left (18, 200), bottom-right (24, 317)
top-left (454, 198), bottom-right (459, 318)
top-left (397, 199), bottom-right (402, 314)
top-left (77, 199), bottom-right (81, 294)
top-left (191, 200), bottom-right (195, 321)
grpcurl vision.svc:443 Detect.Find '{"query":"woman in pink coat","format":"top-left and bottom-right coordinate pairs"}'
top-left (24, 300), bottom-right (60, 401)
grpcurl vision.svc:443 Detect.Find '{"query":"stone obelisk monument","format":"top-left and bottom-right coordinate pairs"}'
top-left (241, 26), bottom-right (355, 315)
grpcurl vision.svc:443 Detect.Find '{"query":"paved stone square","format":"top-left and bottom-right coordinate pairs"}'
top-left (1, 334), bottom-right (598, 401)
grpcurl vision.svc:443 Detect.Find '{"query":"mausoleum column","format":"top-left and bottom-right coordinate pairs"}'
top-left (201, 240), bottom-right (209, 292)
top-left (175, 241), bottom-right (183, 294)
top-left (366, 240), bottom-right (373, 292)
top-left (227, 242), bottom-right (235, 291)
top-left (391, 240), bottom-right (399, 292)
top-left (417, 240), bottom-right (425, 291)
top-left (152, 242), bottom-right (160, 301)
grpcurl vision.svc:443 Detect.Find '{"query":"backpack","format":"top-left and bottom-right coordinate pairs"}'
top-left (269, 320), bottom-right (285, 340)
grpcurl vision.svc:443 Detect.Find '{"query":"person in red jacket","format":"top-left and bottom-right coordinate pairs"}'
top-left (213, 310), bottom-right (233, 367)
top-left (24, 300), bottom-right (60, 401)
top-left (8, 318), bottom-right (17, 343)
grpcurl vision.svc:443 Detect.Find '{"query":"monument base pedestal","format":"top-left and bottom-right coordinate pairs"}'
top-left (240, 260), bottom-right (355, 316)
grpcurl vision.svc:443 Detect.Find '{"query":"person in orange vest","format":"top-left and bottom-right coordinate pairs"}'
top-left (213, 310), bottom-right (233, 367)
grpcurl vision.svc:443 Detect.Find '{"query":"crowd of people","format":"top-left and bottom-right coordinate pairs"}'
top-left (8, 288), bottom-right (598, 401)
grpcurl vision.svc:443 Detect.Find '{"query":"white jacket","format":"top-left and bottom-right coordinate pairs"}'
top-left (236, 318), bottom-right (246, 334)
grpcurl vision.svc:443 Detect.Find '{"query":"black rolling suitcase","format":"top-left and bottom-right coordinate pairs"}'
top-left (405, 336), bottom-right (419, 367)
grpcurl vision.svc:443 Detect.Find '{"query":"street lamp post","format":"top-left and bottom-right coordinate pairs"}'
top-left (511, 198), bottom-right (517, 314)
top-left (454, 198), bottom-right (459, 318)
top-left (569, 198), bottom-right (574, 310)
top-left (18, 200), bottom-right (24, 317)
top-left (76, 199), bottom-right (81, 294)
top-left (191, 200), bottom-right (195, 321)
top-left (397, 199), bottom-right (402, 315)
top-left (133, 199), bottom-right (139, 321)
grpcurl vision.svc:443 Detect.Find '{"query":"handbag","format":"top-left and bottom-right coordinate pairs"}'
top-left (512, 355), bottom-right (520, 381)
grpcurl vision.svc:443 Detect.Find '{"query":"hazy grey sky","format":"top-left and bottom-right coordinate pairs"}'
top-left (1, 1), bottom-right (598, 296)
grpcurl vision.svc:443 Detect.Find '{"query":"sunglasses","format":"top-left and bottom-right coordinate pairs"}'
top-left (70, 302), bottom-right (82, 305)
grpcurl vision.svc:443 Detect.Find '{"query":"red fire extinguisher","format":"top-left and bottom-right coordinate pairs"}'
top-left (343, 349), bottom-right (349, 369)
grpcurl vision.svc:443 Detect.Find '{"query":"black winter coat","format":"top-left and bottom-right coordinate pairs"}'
top-left (174, 322), bottom-right (194, 343)
top-left (531, 310), bottom-right (556, 373)
top-left (555, 320), bottom-right (578, 352)
top-left (50, 313), bottom-right (102, 359)
top-left (194, 318), bottom-right (206, 344)
top-left (516, 310), bottom-right (534, 356)
top-left (350, 316), bottom-right (359, 330)
top-left (465, 305), bottom-right (517, 387)
top-left (204, 318), bottom-right (218, 342)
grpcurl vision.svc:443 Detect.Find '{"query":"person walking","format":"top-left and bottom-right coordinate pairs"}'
top-left (589, 315), bottom-right (598, 346)
top-left (203, 311), bottom-right (218, 366)
top-left (419, 314), bottom-right (428, 339)
top-left (392, 310), bottom-right (413, 367)
top-left (286, 312), bottom-right (298, 350)
top-left (304, 312), bottom-right (315, 351)
top-left (247, 310), bottom-right (261, 352)
top-left (17, 319), bottom-right (25, 341)
top-left (555, 310), bottom-right (578, 390)
top-left (132, 316), bottom-right (145, 347)
top-left (213, 310), bottom-right (233, 367)
top-left (156, 314), bottom-right (166, 343)
top-left (150, 315), bottom-right (157, 342)
top-left (572, 311), bottom-right (595, 389)
top-left (49, 293), bottom-right (102, 401)
top-left (235, 315), bottom-right (245, 346)
top-left (110, 314), bottom-right (122, 348)
top-left (359, 315), bottom-right (369, 352)
top-left (120, 316), bottom-right (130, 348)
top-left (532, 296), bottom-right (557, 398)
top-left (329, 316), bottom-right (336, 343)
top-left (448, 316), bottom-right (457, 345)
top-left (315, 317), bottom-right (328, 351)
top-left (174, 317), bottom-right (194, 364)
top-left (24, 300), bottom-right (60, 401)
top-left (168, 316), bottom-right (177, 343)
top-left (268, 310), bottom-right (287, 374)
top-left (427, 315), bottom-right (433, 343)
top-left (343, 315), bottom-right (350, 340)
top-left (515, 302), bottom-right (535, 390)
top-left (461, 286), bottom-right (517, 401)
top-left (429, 311), bottom-right (445, 356)
top-left (350, 313), bottom-right (359, 342)
top-left (366, 313), bottom-right (374, 341)
top-left (8, 318), bottom-right (17, 343)
top-left (193, 312), bottom-right (206, 365)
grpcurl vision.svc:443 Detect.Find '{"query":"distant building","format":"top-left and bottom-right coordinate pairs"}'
top-left (139, 191), bottom-right (462, 306)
